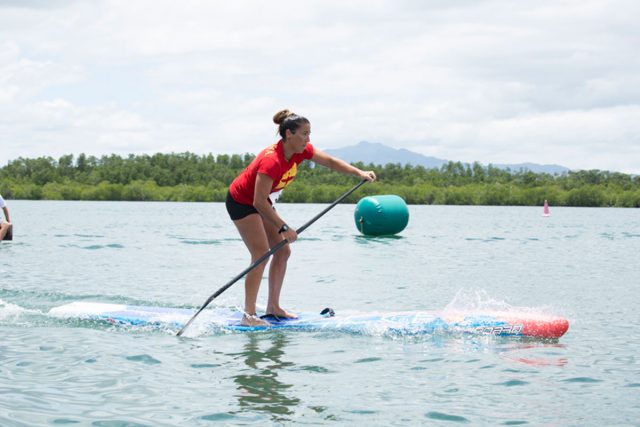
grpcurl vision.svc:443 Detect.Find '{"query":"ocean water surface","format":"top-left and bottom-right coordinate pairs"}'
top-left (1, 199), bottom-right (639, 425)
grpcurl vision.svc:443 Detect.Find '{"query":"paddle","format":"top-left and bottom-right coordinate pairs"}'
top-left (176, 179), bottom-right (368, 336)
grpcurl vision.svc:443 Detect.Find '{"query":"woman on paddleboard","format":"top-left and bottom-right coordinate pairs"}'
top-left (226, 109), bottom-right (376, 326)
top-left (0, 194), bottom-right (11, 242)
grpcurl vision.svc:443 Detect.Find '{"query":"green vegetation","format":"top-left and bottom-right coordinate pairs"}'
top-left (1, 153), bottom-right (639, 207)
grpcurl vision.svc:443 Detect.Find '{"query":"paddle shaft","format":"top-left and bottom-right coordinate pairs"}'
top-left (176, 179), bottom-right (368, 336)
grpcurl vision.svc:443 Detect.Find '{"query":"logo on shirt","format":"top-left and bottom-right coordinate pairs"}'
top-left (275, 164), bottom-right (297, 190)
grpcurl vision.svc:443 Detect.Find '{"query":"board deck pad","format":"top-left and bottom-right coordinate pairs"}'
top-left (48, 302), bottom-right (569, 338)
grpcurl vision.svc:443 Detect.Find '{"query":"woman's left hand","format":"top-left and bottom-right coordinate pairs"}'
top-left (360, 170), bottom-right (376, 182)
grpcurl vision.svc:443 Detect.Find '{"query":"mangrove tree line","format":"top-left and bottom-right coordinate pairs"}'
top-left (0, 153), bottom-right (638, 207)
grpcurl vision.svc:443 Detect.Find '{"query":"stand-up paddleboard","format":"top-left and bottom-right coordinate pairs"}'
top-left (49, 302), bottom-right (569, 339)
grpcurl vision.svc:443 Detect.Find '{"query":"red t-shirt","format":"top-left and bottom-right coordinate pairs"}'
top-left (229, 140), bottom-right (315, 205)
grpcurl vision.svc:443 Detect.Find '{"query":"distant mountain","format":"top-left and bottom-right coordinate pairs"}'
top-left (324, 141), bottom-right (449, 169)
top-left (324, 141), bottom-right (570, 174)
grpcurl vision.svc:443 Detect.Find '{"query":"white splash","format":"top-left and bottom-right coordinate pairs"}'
top-left (0, 298), bottom-right (28, 319)
top-left (443, 288), bottom-right (559, 318)
top-left (444, 289), bottom-right (514, 313)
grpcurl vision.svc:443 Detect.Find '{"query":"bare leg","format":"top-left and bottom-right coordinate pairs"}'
top-left (262, 216), bottom-right (297, 318)
top-left (0, 222), bottom-right (8, 241)
top-left (233, 214), bottom-right (271, 326)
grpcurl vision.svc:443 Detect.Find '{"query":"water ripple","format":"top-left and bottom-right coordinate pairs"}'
top-left (561, 377), bottom-right (603, 383)
top-left (498, 379), bottom-right (529, 387)
top-left (425, 411), bottom-right (470, 423)
top-left (125, 355), bottom-right (162, 365)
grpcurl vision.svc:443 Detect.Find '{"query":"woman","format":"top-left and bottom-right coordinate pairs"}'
top-left (226, 109), bottom-right (376, 326)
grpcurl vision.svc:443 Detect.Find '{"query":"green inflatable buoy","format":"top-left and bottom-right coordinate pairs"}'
top-left (354, 195), bottom-right (409, 236)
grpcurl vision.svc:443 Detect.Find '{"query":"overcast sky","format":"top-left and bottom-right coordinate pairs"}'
top-left (1, 0), bottom-right (639, 173)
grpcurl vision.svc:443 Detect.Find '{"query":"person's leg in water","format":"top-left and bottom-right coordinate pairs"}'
top-left (233, 213), bottom-right (272, 326)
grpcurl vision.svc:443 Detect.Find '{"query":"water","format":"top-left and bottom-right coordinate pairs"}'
top-left (1, 200), bottom-right (639, 426)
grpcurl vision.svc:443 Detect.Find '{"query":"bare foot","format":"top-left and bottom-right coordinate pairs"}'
top-left (241, 314), bottom-right (271, 327)
top-left (265, 307), bottom-right (298, 319)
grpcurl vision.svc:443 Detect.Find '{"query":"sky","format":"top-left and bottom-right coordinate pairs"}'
top-left (1, 0), bottom-right (639, 174)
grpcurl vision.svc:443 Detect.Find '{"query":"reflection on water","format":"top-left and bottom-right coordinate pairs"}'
top-left (499, 341), bottom-right (568, 366)
top-left (229, 332), bottom-right (300, 422)
top-left (435, 334), bottom-right (569, 367)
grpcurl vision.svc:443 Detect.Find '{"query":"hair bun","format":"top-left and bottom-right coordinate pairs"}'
top-left (273, 109), bottom-right (293, 125)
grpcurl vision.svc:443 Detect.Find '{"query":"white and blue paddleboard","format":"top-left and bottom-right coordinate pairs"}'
top-left (48, 301), bottom-right (569, 338)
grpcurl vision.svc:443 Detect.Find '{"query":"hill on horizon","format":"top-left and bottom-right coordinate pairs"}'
top-left (324, 141), bottom-right (571, 175)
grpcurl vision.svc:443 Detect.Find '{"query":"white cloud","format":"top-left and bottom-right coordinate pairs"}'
top-left (1, 0), bottom-right (639, 173)
top-left (432, 105), bottom-right (640, 172)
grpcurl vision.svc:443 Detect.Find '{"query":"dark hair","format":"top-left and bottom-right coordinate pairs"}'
top-left (273, 109), bottom-right (310, 139)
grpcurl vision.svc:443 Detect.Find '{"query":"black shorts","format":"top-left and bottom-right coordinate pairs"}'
top-left (226, 191), bottom-right (260, 221)
top-left (226, 191), bottom-right (258, 220)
